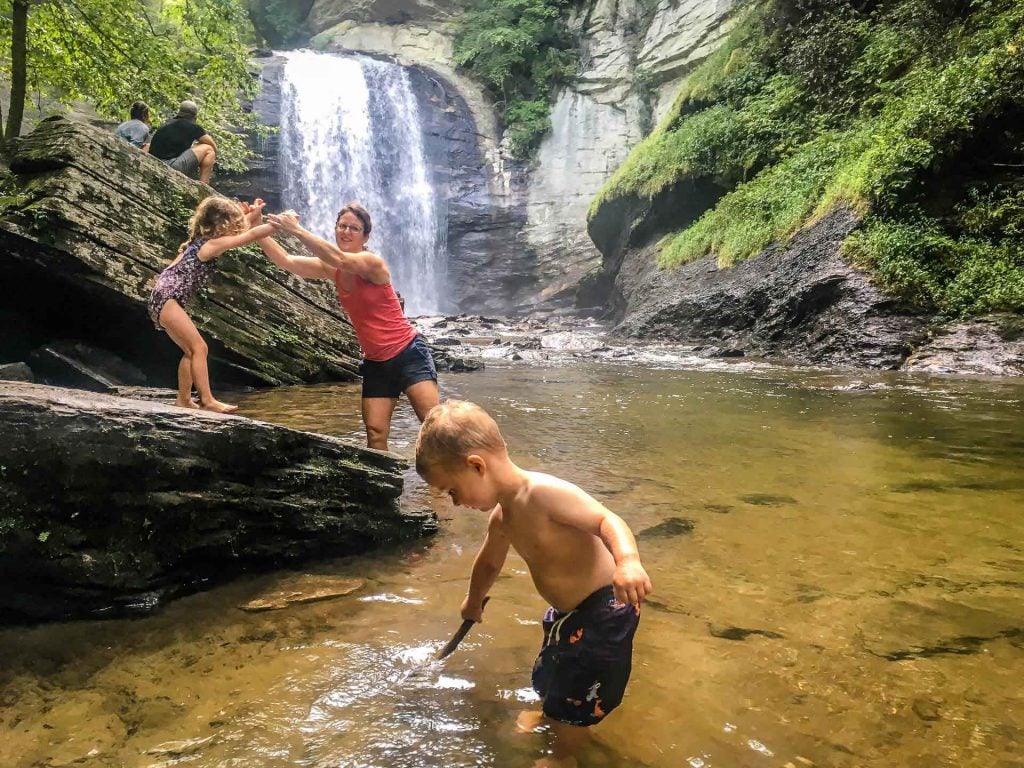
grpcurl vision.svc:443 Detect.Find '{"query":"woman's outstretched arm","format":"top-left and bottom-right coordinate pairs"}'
top-left (268, 211), bottom-right (389, 283)
top-left (257, 235), bottom-right (334, 280)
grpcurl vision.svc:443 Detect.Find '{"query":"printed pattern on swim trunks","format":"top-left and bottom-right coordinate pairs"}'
top-left (148, 237), bottom-right (213, 329)
top-left (531, 585), bottom-right (641, 727)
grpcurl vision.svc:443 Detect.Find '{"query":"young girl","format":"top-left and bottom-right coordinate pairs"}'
top-left (148, 196), bottom-right (278, 413)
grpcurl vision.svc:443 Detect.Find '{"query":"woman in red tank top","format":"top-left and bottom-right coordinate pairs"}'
top-left (250, 199), bottom-right (440, 451)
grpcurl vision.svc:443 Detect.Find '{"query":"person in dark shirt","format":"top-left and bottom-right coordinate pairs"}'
top-left (148, 100), bottom-right (218, 184)
top-left (115, 101), bottom-right (152, 150)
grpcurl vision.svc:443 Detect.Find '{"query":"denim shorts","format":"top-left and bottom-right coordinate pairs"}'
top-left (359, 335), bottom-right (437, 399)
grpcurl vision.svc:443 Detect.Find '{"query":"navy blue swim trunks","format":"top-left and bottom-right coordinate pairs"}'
top-left (531, 585), bottom-right (641, 727)
top-left (359, 334), bottom-right (437, 399)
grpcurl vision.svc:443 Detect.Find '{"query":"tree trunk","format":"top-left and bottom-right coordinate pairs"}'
top-left (5, 0), bottom-right (29, 143)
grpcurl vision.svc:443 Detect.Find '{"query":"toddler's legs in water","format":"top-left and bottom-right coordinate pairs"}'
top-left (159, 300), bottom-right (237, 414)
top-left (516, 710), bottom-right (589, 768)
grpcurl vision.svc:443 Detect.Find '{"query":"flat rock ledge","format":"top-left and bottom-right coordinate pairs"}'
top-left (0, 116), bottom-right (362, 387)
top-left (0, 382), bottom-right (436, 624)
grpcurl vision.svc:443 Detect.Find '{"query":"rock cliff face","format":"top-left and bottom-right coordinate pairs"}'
top-left (524, 0), bottom-right (738, 309)
top-left (0, 117), bottom-right (361, 388)
top-left (236, 0), bottom-right (738, 315)
top-left (614, 209), bottom-right (930, 368)
top-left (238, 1), bottom-right (1022, 376)
top-left (0, 382), bottom-right (433, 623)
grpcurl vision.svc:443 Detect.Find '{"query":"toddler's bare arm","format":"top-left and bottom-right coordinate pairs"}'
top-left (462, 509), bottom-right (510, 622)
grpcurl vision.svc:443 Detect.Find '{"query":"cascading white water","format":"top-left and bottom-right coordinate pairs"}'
top-left (279, 50), bottom-right (447, 315)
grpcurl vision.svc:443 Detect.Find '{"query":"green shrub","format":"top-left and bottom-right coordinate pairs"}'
top-left (660, 132), bottom-right (850, 267)
top-left (453, 0), bottom-right (577, 159)
top-left (846, 217), bottom-right (1024, 314)
top-left (591, 0), bottom-right (1024, 316)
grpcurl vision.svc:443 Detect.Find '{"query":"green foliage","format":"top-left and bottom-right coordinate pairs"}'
top-left (845, 217), bottom-right (1024, 315)
top-left (453, 0), bottom-right (577, 158)
top-left (593, 0), bottom-right (1024, 315)
top-left (0, 0), bottom-right (262, 171)
top-left (660, 131), bottom-right (850, 267)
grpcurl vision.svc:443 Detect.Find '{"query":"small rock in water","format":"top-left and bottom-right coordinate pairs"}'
top-left (709, 625), bottom-right (785, 641)
top-left (0, 361), bottom-right (34, 382)
top-left (740, 493), bottom-right (797, 506)
top-left (637, 517), bottom-right (696, 539)
top-left (912, 698), bottom-right (942, 721)
top-left (704, 503), bottom-right (733, 514)
top-left (239, 576), bottom-right (364, 612)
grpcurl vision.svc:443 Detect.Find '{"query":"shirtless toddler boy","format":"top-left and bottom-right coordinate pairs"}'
top-left (415, 400), bottom-right (653, 767)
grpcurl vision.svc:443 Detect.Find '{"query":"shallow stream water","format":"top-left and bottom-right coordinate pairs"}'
top-left (2, 358), bottom-right (1022, 768)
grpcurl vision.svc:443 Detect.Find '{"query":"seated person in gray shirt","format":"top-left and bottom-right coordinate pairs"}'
top-left (115, 101), bottom-right (152, 150)
top-left (148, 100), bottom-right (218, 185)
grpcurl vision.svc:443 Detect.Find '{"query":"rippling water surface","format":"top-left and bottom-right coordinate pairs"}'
top-left (2, 360), bottom-right (1022, 768)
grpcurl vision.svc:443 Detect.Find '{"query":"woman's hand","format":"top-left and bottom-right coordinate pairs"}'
top-left (267, 210), bottom-right (301, 233)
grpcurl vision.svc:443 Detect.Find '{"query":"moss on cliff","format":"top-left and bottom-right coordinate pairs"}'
top-left (591, 0), bottom-right (1024, 316)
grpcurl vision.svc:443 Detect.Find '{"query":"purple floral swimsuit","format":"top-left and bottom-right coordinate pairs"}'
top-left (148, 237), bottom-right (214, 330)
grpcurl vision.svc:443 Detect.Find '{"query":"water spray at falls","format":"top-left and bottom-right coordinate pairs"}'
top-left (279, 50), bottom-right (447, 315)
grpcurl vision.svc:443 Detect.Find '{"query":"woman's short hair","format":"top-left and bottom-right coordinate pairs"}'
top-left (336, 202), bottom-right (372, 237)
top-left (129, 101), bottom-right (150, 121)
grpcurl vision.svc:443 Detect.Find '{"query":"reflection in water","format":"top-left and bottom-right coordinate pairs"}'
top-left (1, 362), bottom-right (1022, 767)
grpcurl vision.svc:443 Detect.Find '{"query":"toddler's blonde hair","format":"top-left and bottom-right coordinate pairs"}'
top-left (416, 400), bottom-right (507, 475)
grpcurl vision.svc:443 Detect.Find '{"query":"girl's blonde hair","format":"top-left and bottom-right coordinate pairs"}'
top-left (176, 196), bottom-right (245, 256)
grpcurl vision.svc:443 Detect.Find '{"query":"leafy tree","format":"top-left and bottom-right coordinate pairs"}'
top-left (453, 0), bottom-right (577, 158)
top-left (0, 0), bottom-right (261, 170)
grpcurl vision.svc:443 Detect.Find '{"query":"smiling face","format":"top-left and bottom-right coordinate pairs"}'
top-left (423, 458), bottom-right (497, 512)
top-left (335, 210), bottom-right (369, 252)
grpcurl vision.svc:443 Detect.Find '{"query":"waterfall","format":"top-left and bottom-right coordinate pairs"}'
top-left (279, 50), bottom-right (447, 315)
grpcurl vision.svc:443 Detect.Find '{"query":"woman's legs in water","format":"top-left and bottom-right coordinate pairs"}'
top-left (159, 300), bottom-right (237, 413)
top-left (362, 397), bottom-right (398, 450)
top-left (405, 379), bottom-right (440, 421)
top-left (360, 380), bottom-right (437, 451)
top-left (176, 355), bottom-right (198, 408)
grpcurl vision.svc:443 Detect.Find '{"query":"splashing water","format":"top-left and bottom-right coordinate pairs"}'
top-left (279, 50), bottom-right (447, 314)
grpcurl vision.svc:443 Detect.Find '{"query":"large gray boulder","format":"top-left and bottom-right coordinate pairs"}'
top-left (612, 209), bottom-right (930, 369)
top-left (0, 116), bottom-right (361, 388)
top-left (0, 382), bottom-right (435, 623)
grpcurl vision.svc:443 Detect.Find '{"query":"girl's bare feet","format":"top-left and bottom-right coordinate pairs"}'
top-left (175, 399), bottom-right (200, 409)
top-left (201, 399), bottom-right (238, 414)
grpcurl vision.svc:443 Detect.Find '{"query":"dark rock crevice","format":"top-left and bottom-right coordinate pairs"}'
top-left (609, 208), bottom-right (931, 369)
